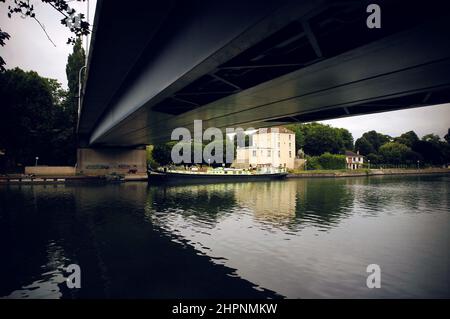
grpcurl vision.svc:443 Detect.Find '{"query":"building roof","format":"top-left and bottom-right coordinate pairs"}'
top-left (256, 127), bottom-right (294, 134)
top-left (345, 150), bottom-right (363, 157)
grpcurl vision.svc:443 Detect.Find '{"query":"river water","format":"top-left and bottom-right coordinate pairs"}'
top-left (0, 175), bottom-right (449, 298)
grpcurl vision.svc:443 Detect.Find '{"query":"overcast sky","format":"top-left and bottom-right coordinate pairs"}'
top-left (1, 0), bottom-right (449, 140)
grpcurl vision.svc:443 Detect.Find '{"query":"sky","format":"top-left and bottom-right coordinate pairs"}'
top-left (1, 0), bottom-right (449, 141)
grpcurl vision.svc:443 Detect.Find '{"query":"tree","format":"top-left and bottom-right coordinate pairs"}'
top-left (394, 131), bottom-right (419, 147)
top-left (65, 38), bottom-right (86, 125)
top-left (152, 143), bottom-right (173, 166)
top-left (0, 0), bottom-right (90, 72)
top-left (355, 131), bottom-right (391, 155)
top-left (286, 122), bottom-right (352, 156)
top-left (0, 68), bottom-right (68, 170)
top-left (355, 136), bottom-right (375, 155)
top-left (337, 128), bottom-right (354, 151)
top-left (366, 153), bottom-right (383, 164)
top-left (412, 140), bottom-right (443, 165)
top-left (444, 128), bottom-right (450, 144)
top-left (0, 27), bottom-right (10, 72)
top-left (379, 142), bottom-right (411, 164)
top-left (422, 133), bottom-right (441, 144)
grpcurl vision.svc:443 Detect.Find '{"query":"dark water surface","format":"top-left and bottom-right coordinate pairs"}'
top-left (0, 175), bottom-right (449, 298)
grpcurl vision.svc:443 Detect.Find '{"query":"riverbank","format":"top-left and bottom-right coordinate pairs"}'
top-left (0, 174), bottom-right (106, 185)
top-left (287, 168), bottom-right (450, 178)
top-left (0, 173), bottom-right (148, 185)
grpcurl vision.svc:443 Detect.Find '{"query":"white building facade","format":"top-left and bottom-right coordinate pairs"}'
top-left (235, 127), bottom-right (295, 169)
top-left (345, 151), bottom-right (364, 170)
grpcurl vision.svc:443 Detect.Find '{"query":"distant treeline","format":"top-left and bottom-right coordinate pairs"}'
top-left (286, 123), bottom-right (450, 168)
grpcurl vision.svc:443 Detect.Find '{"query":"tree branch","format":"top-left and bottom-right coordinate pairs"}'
top-left (33, 16), bottom-right (56, 47)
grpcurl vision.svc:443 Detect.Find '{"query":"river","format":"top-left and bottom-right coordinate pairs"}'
top-left (0, 175), bottom-right (449, 298)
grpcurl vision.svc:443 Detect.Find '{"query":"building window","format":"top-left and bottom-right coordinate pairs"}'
top-left (278, 150), bottom-right (280, 157)
top-left (278, 142), bottom-right (280, 147)
top-left (252, 150), bottom-right (256, 157)
top-left (267, 150), bottom-right (271, 157)
top-left (289, 151), bottom-right (292, 158)
top-left (289, 143), bottom-right (291, 148)
top-left (289, 134), bottom-right (291, 140)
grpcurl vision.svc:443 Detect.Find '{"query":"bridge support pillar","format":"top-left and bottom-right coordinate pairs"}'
top-left (76, 148), bottom-right (147, 176)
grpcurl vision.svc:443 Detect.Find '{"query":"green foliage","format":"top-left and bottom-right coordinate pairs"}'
top-left (65, 38), bottom-right (85, 126)
top-left (355, 130), bottom-right (390, 155)
top-left (0, 27), bottom-right (10, 72)
top-left (336, 128), bottom-right (354, 151)
top-left (146, 145), bottom-right (159, 169)
top-left (394, 131), bottom-right (419, 147)
top-left (357, 129), bottom-right (449, 166)
top-left (379, 142), bottom-right (411, 164)
top-left (422, 133), bottom-right (441, 144)
top-left (317, 153), bottom-right (346, 169)
top-left (151, 138), bottom-right (236, 168)
top-left (286, 122), bottom-right (353, 156)
top-left (152, 143), bottom-right (173, 166)
top-left (412, 139), bottom-right (445, 165)
top-left (445, 129), bottom-right (450, 144)
top-left (0, 67), bottom-right (74, 170)
top-left (366, 153), bottom-right (383, 164)
top-left (306, 153), bottom-right (346, 170)
top-left (355, 136), bottom-right (375, 155)
top-left (305, 155), bottom-right (321, 170)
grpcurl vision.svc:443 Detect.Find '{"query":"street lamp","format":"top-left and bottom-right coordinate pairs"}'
top-left (77, 0), bottom-right (90, 116)
top-left (35, 156), bottom-right (39, 166)
top-left (78, 65), bottom-right (86, 116)
top-left (417, 160), bottom-right (420, 169)
top-left (368, 159), bottom-right (370, 170)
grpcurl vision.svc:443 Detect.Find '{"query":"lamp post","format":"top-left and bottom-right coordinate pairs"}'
top-left (417, 160), bottom-right (420, 169)
top-left (368, 159), bottom-right (370, 170)
top-left (78, 65), bottom-right (86, 116)
top-left (35, 156), bottom-right (39, 166)
top-left (77, 0), bottom-right (90, 116)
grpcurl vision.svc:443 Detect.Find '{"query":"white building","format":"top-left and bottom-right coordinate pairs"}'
top-left (235, 127), bottom-right (295, 169)
top-left (345, 150), bottom-right (364, 170)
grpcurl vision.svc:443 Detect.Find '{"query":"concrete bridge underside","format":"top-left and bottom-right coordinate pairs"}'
top-left (76, 0), bottom-right (450, 173)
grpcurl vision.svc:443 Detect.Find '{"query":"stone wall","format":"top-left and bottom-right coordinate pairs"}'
top-left (25, 166), bottom-right (76, 176)
top-left (76, 148), bottom-right (147, 176)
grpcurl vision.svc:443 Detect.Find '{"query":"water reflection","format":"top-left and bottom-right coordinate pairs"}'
top-left (0, 175), bottom-right (449, 298)
top-left (146, 176), bottom-right (449, 298)
top-left (0, 183), bottom-right (281, 298)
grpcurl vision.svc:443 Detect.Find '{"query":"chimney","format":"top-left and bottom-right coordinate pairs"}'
top-left (357, 150), bottom-right (360, 155)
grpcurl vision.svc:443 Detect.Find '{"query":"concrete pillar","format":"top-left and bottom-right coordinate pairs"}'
top-left (76, 148), bottom-right (147, 176)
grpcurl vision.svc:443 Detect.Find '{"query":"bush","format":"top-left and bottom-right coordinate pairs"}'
top-left (306, 155), bottom-right (321, 170)
top-left (306, 153), bottom-right (346, 170)
top-left (317, 152), bottom-right (346, 169)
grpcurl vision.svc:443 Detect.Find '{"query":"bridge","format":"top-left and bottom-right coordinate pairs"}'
top-left (76, 0), bottom-right (450, 174)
